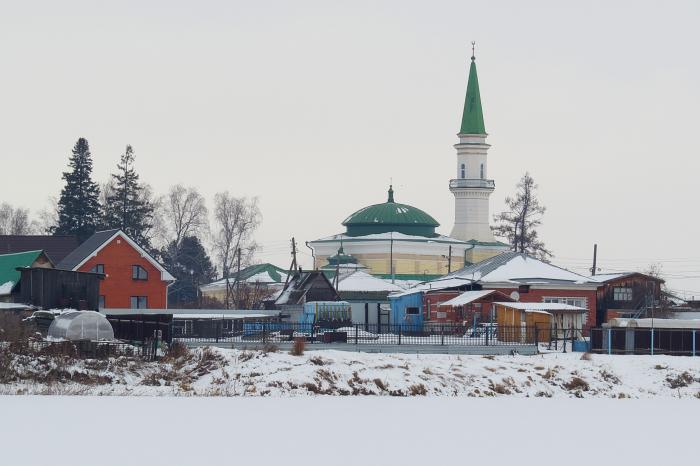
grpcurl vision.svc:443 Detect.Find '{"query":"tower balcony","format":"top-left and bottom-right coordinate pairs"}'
top-left (449, 178), bottom-right (495, 189)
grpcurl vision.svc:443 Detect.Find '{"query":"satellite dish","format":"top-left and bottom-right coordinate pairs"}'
top-left (510, 291), bottom-right (520, 301)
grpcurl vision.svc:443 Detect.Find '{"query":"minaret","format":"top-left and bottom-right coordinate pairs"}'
top-left (449, 45), bottom-right (496, 243)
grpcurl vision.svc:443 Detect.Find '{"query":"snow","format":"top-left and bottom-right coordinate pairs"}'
top-left (493, 302), bottom-right (587, 312)
top-left (0, 396), bottom-right (695, 466)
top-left (201, 271), bottom-right (287, 290)
top-left (455, 254), bottom-right (594, 285)
top-left (173, 313), bottom-right (271, 320)
top-left (0, 302), bottom-right (30, 310)
top-left (337, 270), bottom-right (404, 292)
top-left (389, 277), bottom-right (473, 297)
top-left (313, 231), bottom-right (468, 244)
top-left (439, 290), bottom-right (497, 307)
top-left (0, 280), bottom-right (15, 295)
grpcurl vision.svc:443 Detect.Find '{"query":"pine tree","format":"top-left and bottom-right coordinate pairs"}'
top-left (492, 172), bottom-right (552, 261)
top-left (103, 145), bottom-right (155, 248)
top-left (54, 138), bottom-right (102, 242)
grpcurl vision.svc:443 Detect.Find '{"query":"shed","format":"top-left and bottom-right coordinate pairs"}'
top-left (0, 250), bottom-right (53, 300)
top-left (494, 302), bottom-right (553, 343)
top-left (389, 291), bottom-right (423, 331)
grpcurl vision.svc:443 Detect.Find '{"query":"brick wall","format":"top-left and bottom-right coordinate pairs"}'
top-left (78, 236), bottom-right (168, 309)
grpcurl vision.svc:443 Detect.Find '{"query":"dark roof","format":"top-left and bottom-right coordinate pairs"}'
top-left (57, 229), bottom-right (121, 270)
top-left (275, 271), bottom-right (339, 306)
top-left (0, 235), bottom-right (79, 264)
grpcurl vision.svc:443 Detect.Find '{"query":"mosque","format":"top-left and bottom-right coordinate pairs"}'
top-left (307, 50), bottom-right (508, 283)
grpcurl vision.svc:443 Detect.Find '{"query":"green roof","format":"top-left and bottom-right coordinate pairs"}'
top-left (0, 250), bottom-right (43, 289)
top-left (325, 247), bottom-right (358, 266)
top-left (459, 56), bottom-right (486, 135)
top-left (232, 263), bottom-right (287, 283)
top-left (342, 186), bottom-right (440, 237)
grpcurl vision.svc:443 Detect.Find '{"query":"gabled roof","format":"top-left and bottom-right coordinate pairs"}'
top-left (0, 235), bottom-right (79, 264)
top-left (446, 251), bottom-right (596, 286)
top-left (0, 250), bottom-right (50, 294)
top-left (201, 263), bottom-right (288, 290)
top-left (440, 290), bottom-right (511, 307)
top-left (57, 229), bottom-right (174, 281)
top-left (275, 271), bottom-right (339, 306)
top-left (337, 270), bottom-right (404, 293)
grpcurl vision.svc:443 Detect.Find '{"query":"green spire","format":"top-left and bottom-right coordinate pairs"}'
top-left (459, 52), bottom-right (486, 135)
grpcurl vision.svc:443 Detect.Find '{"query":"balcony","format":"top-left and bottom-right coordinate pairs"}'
top-left (449, 179), bottom-right (495, 189)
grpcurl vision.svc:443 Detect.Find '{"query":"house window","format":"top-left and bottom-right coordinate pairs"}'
top-left (518, 285), bottom-right (531, 294)
top-left (90, 264), bottom-right (105, 274)
top-left (98, 295), bottom-right (105, 309)
top-left (130, 296), bottom-right (148, 309)
top-left (132, 265), bottom-right (148, 280)
top-left (613, 287), bottom-right (633, 301)
top-left (543, 297), bottom-right (587, 308)
top-left (460, 163), bottom-right (466, 179)
top-left (406, 307), bottom-right (419, 315)
top-left (480, 163), bottom-right (484, 179)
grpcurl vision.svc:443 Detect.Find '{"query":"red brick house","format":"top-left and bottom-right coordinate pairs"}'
top-left (58, 229), bottom-right (175, 309)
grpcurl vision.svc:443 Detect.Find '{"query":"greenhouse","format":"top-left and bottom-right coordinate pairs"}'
top-left (47, 311), bottom-right (115, 341)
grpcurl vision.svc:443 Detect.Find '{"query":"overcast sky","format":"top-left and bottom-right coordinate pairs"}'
top-left (1, 1), bottom-right (699, 297)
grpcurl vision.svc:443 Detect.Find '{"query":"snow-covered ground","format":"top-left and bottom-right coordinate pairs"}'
top-left (0, 396), bottom-right (697, 466)
top-left (2, 346), bottom-right (700, 398)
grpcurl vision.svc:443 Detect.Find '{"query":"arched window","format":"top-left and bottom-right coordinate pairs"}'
top-left (480, 163), bottom-right (484, 179)
top-left (460, 163), bottom-right (466, 179)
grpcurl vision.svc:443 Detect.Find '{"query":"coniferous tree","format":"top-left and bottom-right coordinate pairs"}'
top-left (161, 236), bottom-right (216, 307)
top-left (103, 145), bottom-right (155, 248)
top-left (492, 172), bottom-right (552, 261)
top-left (54, 138), bottom-right (102, 242)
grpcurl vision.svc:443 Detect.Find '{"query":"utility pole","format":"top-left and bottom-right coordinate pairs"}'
top-left (390, 231), bottom-right (394, 284)
top-left (590, 244), bottom-right (598, 276)
top-left (284, 237), bottom-right (297, 287)
top-left (235, 247), bottom-right (242, 308)
top-left (447, 245), bottom-right (452, 274)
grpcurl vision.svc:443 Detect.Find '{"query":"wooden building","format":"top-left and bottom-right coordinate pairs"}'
top-left (19, 267), bottom-right (103, 310)
top-left (274, 270), bottom-right (340, 321)
top-left (591, 272), bottom-right (664, 326)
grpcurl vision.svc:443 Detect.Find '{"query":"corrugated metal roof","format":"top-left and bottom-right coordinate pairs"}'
top-left (0, 250), bottom-right (44, 290)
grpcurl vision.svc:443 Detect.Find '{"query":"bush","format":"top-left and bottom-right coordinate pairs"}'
top-left (290, 337), bottom-right (305, 356)
top-left (163, 341), bottom-right (189, 361)
top-left (564, 377), bottom-right (590, 391)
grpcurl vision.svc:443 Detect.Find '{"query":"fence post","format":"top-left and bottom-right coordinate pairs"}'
top-left (485, 324), bottom-right (489, 346)
top-left (693, 330), bottom-right (696, 357)
top-left (355, 324), bottom-right (359, 346)
top-left (650, 328), bottom-right (654, 356)
top-left (534, 325), bottom-right (539, 350)
top-left (398, 325), bottom-right (401, 345)
top-left (607, 328), bottom-right (611, 355)
top-left (441, 325), bottom-right (444, 346)
top-left (262, 322), bottom-right (267, 344)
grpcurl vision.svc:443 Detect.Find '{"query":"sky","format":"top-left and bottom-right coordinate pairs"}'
top-left (1, 1), bottom-right (699, 297)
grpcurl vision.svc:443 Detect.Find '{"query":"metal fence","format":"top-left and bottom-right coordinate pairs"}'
top-left (174, 322), bottom-right (582, 348)
top-left (591, 327), bottom-right (700, 356)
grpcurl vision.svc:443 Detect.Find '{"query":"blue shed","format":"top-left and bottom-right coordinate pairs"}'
top-left (389, 291), bottom-right (424, 332)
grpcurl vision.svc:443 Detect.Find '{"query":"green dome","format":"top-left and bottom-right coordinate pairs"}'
top-left (342, 186), bottom-right (440, 237)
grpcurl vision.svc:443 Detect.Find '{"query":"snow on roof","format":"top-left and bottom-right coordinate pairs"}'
top-left (0, 281), bottom-right (15, 296)
top-left (337, 270), bottom-right (404, 292)
top-left (493, 302), bottom-right (587, 312)
top-left (449, 252), bottom-right (595, 286)
top-left (606, 318), bottom-right (700, 329)
top-left (439, 290), bottom-right (499, 307)
top-left (0, 301), bottom-right (30, 310)
top-left (173, 313), bottom-right (271, 320)
top-left (310, 232), bottom-right (468, 244)
top-left (201, 271), bottom-right (288, 290)
top-left (388, 277), bottom-right (474, 298)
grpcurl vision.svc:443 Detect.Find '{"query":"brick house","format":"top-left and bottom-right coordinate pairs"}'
top-left (391, 252), bottom-right (600, 330)
top-left (58, 229), bottom-right (175, 309)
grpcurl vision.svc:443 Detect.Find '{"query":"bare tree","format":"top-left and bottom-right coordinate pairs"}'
top-left (212, 192), bottom-right (261, 308)
top-left (36, 196), bottom-right (59, 234)
top-left (163, 184), bottom-right (208, 248)
top-left (0, 203), bottom-right (35, 235)
top-left (492, 172), bottom-right (552, 261)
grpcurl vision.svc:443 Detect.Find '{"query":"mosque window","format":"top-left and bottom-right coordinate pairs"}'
top-left (480, 163), bottom-right (484, 179)
top-left (460, 164), bottom-right (466, 179)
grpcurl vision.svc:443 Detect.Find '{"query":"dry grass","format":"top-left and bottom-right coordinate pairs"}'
top-left (666, 372), bottom-right (696, 389)
top-left (564, 377), bottom-right (590, 392)
top-left (408, 384), bottom-right (428, 396)
top-left (290, 337), bottom-right (305, 356)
